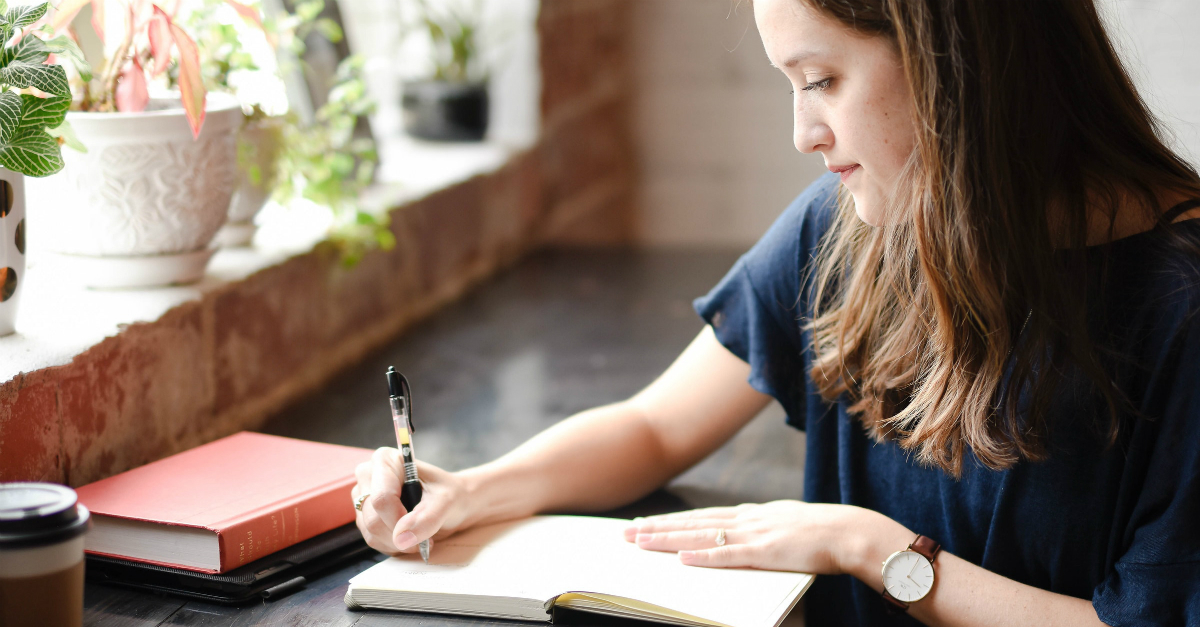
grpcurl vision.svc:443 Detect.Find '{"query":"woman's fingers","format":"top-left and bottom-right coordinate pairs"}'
top-left (393, 498), bottom-right (448, 551)
top-left (367, 447), bottom-right (406, 528)
top-left (623, 516), bottom-right (733, 541)
top-left (633, 528), bottom-right (734, 552)
top-left (679, 544), bottom-right (758, 569)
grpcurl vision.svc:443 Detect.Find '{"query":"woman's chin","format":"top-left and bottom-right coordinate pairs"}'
top-left (851, 197), bottom-right (886, 226)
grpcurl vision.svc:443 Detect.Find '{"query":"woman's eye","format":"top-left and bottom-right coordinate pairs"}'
top-left (801, 78), bottom-right (833, 92)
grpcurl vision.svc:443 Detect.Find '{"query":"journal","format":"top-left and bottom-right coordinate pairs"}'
top-left (345, 515), bottom-right (813, 627)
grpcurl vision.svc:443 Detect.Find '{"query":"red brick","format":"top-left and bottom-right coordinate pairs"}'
top-left (60, 302), bottom-right (212, 486)
top-left (0, 370), bottom-right (63, 483)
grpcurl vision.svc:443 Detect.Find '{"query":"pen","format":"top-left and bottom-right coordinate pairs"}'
top-left (386, 366), bottom-right (430, 563)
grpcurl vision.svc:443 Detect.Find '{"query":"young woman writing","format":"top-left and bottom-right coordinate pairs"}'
top-left (353, 1), bottom-right (1200, 624)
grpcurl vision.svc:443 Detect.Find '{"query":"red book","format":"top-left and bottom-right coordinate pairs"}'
top-left (75, 432), bottom-right (372, 573)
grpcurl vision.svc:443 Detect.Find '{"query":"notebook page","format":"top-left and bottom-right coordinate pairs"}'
top-left (546, 517), bottom-right (811, 627)
top-left (349, 516), bottom-right (812, 627)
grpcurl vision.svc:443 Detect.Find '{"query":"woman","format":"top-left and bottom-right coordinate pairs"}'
top-left (354, 0), bottom-right (1200, 624)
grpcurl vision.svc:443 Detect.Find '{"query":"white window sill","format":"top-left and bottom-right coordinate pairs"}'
top-left (0, 135), bottom-right (528, 385)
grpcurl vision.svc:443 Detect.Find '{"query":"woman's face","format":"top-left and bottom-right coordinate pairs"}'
top-left (755, 0), bottom-right (915, 225)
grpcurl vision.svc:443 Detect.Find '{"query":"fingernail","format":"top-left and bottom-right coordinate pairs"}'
top-left (395, 531), bottom-right (417, 550)
top-left (635, 533), bottom-right (652, 544)
top-left (679, 551), bottom-right (695, 562)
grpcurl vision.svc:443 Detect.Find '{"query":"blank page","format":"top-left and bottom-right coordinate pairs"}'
top-left (349, 515), bottom-right (812, 627)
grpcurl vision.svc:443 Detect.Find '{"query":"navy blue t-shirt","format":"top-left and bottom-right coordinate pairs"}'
top-left (693, 173), bottom-right (1200, 626)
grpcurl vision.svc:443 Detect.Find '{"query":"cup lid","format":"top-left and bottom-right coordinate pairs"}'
top-left (0, 483), bottom-right (90, 549)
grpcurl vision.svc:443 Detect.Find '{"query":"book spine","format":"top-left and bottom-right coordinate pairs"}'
top-left (216, 478), bottom-right (356, 571)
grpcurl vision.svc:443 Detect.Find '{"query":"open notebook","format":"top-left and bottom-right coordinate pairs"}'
top-left (345, 515), bottom-right (813, 627)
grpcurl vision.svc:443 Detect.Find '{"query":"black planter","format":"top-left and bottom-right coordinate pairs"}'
top-left (401, 80), bottom-right (489, 142)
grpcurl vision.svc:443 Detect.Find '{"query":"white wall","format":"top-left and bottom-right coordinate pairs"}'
top-left (1100, 0), bottom-right (1200, 167)
top-left (630, 0), bottom-right (827, 248)
top-left (632, 0), bottom-right (1200, 249)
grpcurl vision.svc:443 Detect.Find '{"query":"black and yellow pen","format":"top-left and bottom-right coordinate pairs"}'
top-left (386, 366), bottom-right (430, 563)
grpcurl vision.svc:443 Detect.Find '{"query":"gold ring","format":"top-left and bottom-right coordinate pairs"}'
top-left (355, 492), bottom-right (371, 512)
top-left (715, 528), bottom-right (726, 546)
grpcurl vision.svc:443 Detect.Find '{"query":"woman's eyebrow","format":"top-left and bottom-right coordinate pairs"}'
top-left (769, 50), bottom-right (826, 69)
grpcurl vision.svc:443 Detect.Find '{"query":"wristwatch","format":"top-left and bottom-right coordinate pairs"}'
top-left (881, 535), bottom-right (940, 611)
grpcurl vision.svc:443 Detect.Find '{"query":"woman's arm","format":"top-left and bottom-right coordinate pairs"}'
top-left (354, 326), bottom-right (771, 554)
top-left (842, 513), bottom-right (1106, 627)
top-left (629, 504), bottom-right (1107, 627)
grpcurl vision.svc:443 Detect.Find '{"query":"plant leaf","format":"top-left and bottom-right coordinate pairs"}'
top-left (0, 91), bottom-right (19, 142)
top-left (49, 0), bottom-right (88, 32)
top-left (0, 126), bottom-right (63, 177)
top-left (45, 118), bottom-right (83, 152)
top-left (2, 33), bottom-right (50, 66)
top-left (5, 3), bottom-right (47, 31)
top-left (41, 33), bottom-right (90, 82)
top-left (164, 12), bottom-right (205, 138)
top-left (115, 55), bottom-right (148, 112)
top-left (224, 0), bottom-right (263, 31)
top-left (0, 61), bottom-right (68, 97)
top-left (146, 10), bottom-right (170, 75)
top-left (20, 93), bottom-right (68, 129)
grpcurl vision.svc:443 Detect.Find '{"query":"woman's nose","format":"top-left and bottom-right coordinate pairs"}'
top-left (794, 110), bottom-right (833, 154)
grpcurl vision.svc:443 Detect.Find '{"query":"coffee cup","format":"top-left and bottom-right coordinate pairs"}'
top-left (0, 482), bottom-right (91, 627)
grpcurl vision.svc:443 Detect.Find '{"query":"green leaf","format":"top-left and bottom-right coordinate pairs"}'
top-left (0, 2), bottom-right (9, 18)
top-left (0, 91), bottom-right (19, 142)
top-left (46, 119), bottom-right (84, 153)
top-left (1, 34), bottom-right (50, 68)
top-left (42, 34), bottom-right (91, 82)
top-left (0, 62), bottom-right (67, 97)
top-left (4, 3), bottom-right (47, 31)
top-left (20, 93), bottom-right (67, 129)
top-left (0, 127), bottom-right (63, 177)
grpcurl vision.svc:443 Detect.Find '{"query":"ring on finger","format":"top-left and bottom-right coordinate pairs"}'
top-left (715, 528), bottom-right (726, 547)
top-left (355, 492), bottom-right (371, 512)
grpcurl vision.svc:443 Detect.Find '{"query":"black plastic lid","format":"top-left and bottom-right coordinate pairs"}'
top-left (0, 483), bottom-right (91, 549)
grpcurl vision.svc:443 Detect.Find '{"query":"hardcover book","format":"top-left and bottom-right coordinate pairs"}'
top-left (346, 516), bottom-right (814, 627)
top-left (75, 432), bottom-right (372, 574)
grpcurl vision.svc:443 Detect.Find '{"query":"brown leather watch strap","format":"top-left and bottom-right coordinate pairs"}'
top-left (881, 589), bottom-right (908, 612)
top-left (910, 535), bottom-right (941, 562)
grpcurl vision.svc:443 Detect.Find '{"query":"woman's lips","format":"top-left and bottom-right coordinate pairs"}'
top-left (827, 164), bottom-right (860, 182)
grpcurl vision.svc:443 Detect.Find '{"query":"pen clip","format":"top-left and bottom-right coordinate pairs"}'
top-left (386, 366), bottom-right (414, 432)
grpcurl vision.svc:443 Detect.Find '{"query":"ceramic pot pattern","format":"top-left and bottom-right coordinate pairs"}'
top-left (27, 94), bottom-right (242, 257)
top-left (0, 168), bottom-right (24, 335)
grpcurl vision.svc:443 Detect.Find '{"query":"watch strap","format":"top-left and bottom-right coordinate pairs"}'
top-left (910, 535), bottom-right (941, 562)
top-left (881, 589), bottom-right (909, 612)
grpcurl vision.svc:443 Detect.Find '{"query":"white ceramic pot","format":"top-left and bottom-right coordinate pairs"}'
top-left (214, 114), bottom-right (285, 247)
top-left (0, 168), bottom-right (24, 335)
top-left (26, 93), bottom-right (242, 288)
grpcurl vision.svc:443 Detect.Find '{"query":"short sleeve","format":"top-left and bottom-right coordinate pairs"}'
top-left (1092, 310), bottom-right (1200, 626)
top-left (693, 173), bottom-right (840, 428)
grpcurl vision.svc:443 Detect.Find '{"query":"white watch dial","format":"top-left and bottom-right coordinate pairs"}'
top-left (882, 550), bottom-right (935, 603)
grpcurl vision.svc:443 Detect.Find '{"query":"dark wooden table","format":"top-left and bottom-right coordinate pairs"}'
top-left (82, 249), bottom-right (809, 627)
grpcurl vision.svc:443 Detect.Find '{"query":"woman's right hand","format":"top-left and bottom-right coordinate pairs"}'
top-left (353, 447), bottom-right (472, 555)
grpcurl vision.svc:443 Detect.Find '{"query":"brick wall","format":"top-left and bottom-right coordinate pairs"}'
top-left (0, 0), bottom-right (637, 486)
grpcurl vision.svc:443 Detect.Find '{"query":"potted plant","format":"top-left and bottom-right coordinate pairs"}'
top-left (180, 0), bottom-right (314, 247)
top-left (274, 54), bottom-right (390, 266)
top-left (0, 0), bottom-right (89, 335)
top-left (23, 0), bottom-right (243, 288)
top-left (396, 0), bottom-right (488, 142)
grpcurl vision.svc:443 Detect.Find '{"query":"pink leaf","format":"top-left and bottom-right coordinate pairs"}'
top-left (147, 10), bottom-right (171, 76)
top-left (168, 19), bottom-right (206, 138)
top-left (224, 0), bottom-right (264, 31)
top-left (50, 0), bottom-right (92, 35)
top-left (90, 0), bottom-right (105, 42)
top-left (115, 57), bottom-right (149, 112)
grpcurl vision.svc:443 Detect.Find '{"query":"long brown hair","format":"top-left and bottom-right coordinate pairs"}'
top-left (803, 0), bottom-right (1200, 475)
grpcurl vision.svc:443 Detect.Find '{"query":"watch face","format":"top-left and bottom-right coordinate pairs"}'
top-left (882, 550), bottom-right (934, 603)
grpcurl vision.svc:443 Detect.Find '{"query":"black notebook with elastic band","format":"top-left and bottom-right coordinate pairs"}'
top-left (85, 522), bottom-right (376, 604)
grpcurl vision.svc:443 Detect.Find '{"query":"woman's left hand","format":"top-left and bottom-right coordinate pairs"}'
top-left (623, 500), bottom-right (907, 575)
